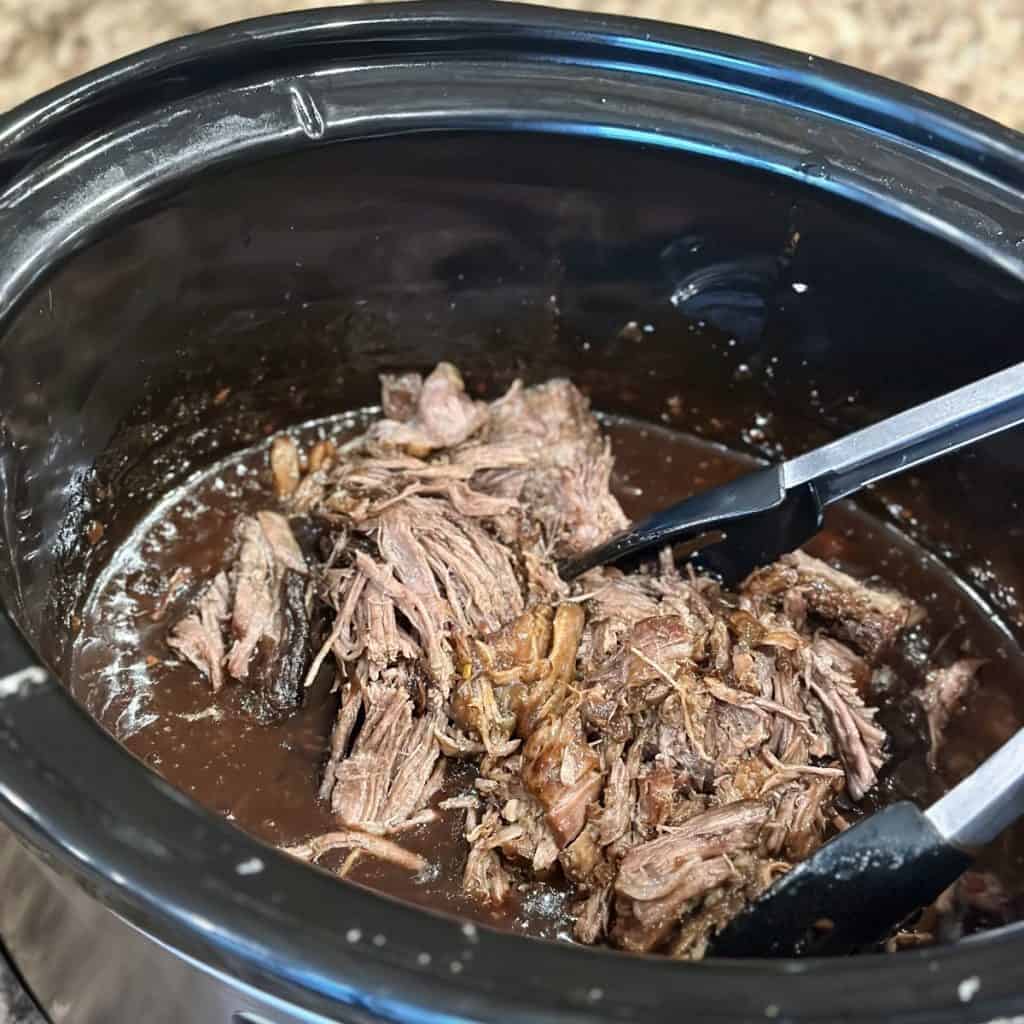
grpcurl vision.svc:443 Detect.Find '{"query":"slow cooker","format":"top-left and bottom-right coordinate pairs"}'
top-left (1, 4), bottom-right (1023, 1022)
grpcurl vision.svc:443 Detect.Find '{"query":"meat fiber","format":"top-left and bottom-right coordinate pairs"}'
top-left (919, 658), bottom-right (986, 767)
top-left (169, 512), bottom-right (310, 710)
top-left (167, 572), bottom-right (230, 691)
top-left (166, 363), bottom-right (943, 954)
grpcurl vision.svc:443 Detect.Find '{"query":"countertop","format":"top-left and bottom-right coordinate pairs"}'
top-left (0, 949), bottom-right (44, 1024)
top-left (1, 0), bottom-right (1023, 130)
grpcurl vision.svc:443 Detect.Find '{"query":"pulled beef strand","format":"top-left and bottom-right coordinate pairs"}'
top-left (168, 362), bottom-right (948, 956)
top-left (919, 658), bottom-right (987, 768)
top-left (169, 511), bottom-right (310, 711)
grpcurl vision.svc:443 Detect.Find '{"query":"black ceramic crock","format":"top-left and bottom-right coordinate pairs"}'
top-left (1, 4), bottom-right (1023, 1022)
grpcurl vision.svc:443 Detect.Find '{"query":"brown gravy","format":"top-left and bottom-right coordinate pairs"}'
top-left (70, 413), bottom-right (1024, 940)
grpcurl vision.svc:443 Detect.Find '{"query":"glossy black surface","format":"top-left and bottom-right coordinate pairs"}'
top-left (559, 466), bottom-right (824, 582)
top-left (0, 4), bottom-right (1023, 1023)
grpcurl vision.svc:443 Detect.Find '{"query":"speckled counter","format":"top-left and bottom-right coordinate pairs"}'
top-left (1, 0), bottom-right (1023, 128)
top-left (1, 947), bottom-right (45, 1024)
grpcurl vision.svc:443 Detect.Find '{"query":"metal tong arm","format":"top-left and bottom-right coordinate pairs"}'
top-left (783, 361), bottom-right (1024, 506)
top-left (926, 727), bottom-right (1024, 849)
top-left (559, 360), bottom-right (1024, 581)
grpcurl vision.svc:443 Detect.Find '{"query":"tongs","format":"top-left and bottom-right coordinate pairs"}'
top-left (709, 725), bottom-right (1024, 957)
top-left (560, 361), bottom-right (1024, 583)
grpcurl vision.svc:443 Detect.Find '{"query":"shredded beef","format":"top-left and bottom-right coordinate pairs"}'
top-left (167, 571), bottom-right (230, 691)
top-left (919, 658), bottom-right (986, 767)
top-left (167, 363), bottom-right (944, 954)
top-left (169, 512), bottom-right (310, 710)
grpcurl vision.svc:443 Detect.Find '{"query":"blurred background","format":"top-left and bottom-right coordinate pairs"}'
top-left (0, 0), bottom-right (1022, 129)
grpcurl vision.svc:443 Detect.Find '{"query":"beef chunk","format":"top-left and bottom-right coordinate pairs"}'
top-left (522, 707), bottom-right (603, 848)
top-left (167, 571), bottom-right (230, 690)
top-left (747, 551), bottom-right (922, 657)
top-left (370, 363), bottom-right (488, 454)
top-left (270, 436), bottom-right (302, 498)
top-left (614, 855), bottom-right (740, 953)
top-left (615, 801), bottom-right (768, 903)
top-left (327, 684), bottom-right (442, 832)
top-left (919, 658), bottom-right (986, 767)
top-left (169, 512), bottom-right (310, 710)
top-left (379, 372), bottom-right (423, 422)
top-left (573, 882), bottom-right (614, 944)
top-left (463, 807), bottom-right (514, 904)
top-left (802, 637), bottom-right (887, 800)
top-left (482, 379), bottom-right (628, 556)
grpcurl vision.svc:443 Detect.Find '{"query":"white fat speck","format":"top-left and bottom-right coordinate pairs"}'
top-left (416, 952), bottom-right (431, 966)
top-left (178, 706), bottom-right (222, 722)
top-left (449, 961), bottom-right (463, 974)
top-left (157, 520), bottom-right (178, 540)
top-left (414, 861), bottom-right (440, 884)
top-left (0, 666), bottom-right (48, 698)
top-left (587, 988), bottom-right (604, 1003)
top-left (235, 857), bottom-right (264, 876)
top-left (791, 282), bottom-right (809, 293)
top-left (959, 976), bottom-right (981, 1003)
top-left (765, 1006), bottom-right (780, 1019)
top-left (346, 928), bottom-right (362, 944)
top-left (372, 934), bottom-right (386, 947)
top-left (461, 922), bottom-right (478, 943)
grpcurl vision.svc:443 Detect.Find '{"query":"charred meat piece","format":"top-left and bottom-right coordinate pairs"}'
top-left (251, 569), bottom-right (313, 710)
top-left (747, 551), bottom-right (922, 657)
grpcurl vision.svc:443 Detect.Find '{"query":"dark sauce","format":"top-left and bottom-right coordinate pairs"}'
top-left (70, 414), bottom-right (1024, 941)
